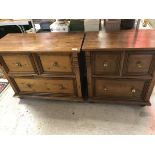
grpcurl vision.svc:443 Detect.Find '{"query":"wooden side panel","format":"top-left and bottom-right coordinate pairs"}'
top-left (0, 56), bottom-right (19, 94)
top-left (72, 52), bottom-right (82, 97)
top-left (85, 51), bottom-right (93, 98)
top-left (145, 71), bottom-right (155, 102)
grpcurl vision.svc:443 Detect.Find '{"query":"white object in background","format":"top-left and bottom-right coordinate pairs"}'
top-left (84, 19), bottom-right (100, 32)
top-left (26, 28), bottom-right (37, 33)
top-left (84, 19), bottom-right (100, 25)
top-left (34, 24), bottom-right (41, 31)
top-left (50, 21), bottom-right (69, 32)
top-left (26, 24), bottom-right (40, 33)
top-left (138, 19), bottom-right (152, 29)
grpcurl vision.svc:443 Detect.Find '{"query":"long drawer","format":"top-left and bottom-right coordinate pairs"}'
top-left (12, 76), bottom-right (77, 97)
top-left (93, 78), bottom-right (150, 101)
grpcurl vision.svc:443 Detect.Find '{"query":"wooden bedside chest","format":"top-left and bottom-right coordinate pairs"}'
top-left (0, 32), bottom-right (84, 101)
top-left (82, 30), bottom-right (155, 105)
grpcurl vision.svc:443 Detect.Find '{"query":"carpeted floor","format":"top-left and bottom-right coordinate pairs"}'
top-left (0, 78), bottom-right (9, 97)
top-left (0, 82), bottom-right (8, 94)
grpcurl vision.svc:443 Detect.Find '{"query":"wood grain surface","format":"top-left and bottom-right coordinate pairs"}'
top-left (0, 32), bottom-right (84, 52)
top-left (82, 30), bottom-right (155, 51)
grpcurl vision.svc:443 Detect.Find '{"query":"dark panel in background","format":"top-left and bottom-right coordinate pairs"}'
top-left (0, 22), bottom-right (32, 38)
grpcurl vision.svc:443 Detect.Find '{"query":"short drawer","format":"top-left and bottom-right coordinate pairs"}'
top-left (92, 52), bottom-right (121, 75)
top-left (1, 54), bottom-right (37, 74)
top-left (38, 53), bottom-right (73, 74)
top-left (123, 52), bottom-right (155, 76)
top-left (94, 78), bottom-right (150, 101)
top-left (13, 77), bottom-right (76, 96)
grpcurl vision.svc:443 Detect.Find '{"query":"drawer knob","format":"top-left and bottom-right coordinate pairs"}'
top-left (27, 84), bottom-right (32, 88)
top-left (103, 62), bottom-right (108, 67)
top-left (131, 88), bottom-right (136, 93)
top-left (136, 61), bottom-right (142, 68)
top-left (58, 84), bottom-right (65, 90)
top-left (53, 62), bottom-right (59, 67)
top-left (103, 87), bottom-right (108, 91)
top-left (15, 62), bottom-right (22, 67)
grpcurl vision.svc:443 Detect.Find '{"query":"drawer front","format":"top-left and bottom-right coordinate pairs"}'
top-left (94, 78), bottom-right (149, 100)
top-left (92, 52), bottom-right (121, 75)
top-left (123, 52), bottom-right (155, 75)
top-left (38, 54), bottom-right (73, 74)
top-left (2, 54), bottom-right (36, 74)
top-left (14, 77), bottom-right (76, 95)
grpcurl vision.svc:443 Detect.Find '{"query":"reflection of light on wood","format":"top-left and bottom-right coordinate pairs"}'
top-left (132, 30), bottom-right (155, 48)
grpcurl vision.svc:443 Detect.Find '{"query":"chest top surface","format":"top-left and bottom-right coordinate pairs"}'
top-left (82, 30), bottom-right (155, 51)
top-left (0, 32), bottom-right (84, 52)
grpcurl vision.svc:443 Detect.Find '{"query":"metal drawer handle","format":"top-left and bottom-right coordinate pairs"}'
top-left (136, 61), bottom-right (142, 68)
top-left (27, 84), bottom-right (32, 88)
top-left (58, 84), bottom-right (65, 90)
top-left (53, 61), bottom-right (59, 67)
top-left (131, 88), bottom-right (136, 94)
top-left (103, 87), bottom-right (108, 91)
top-left (15, 62), bottom-right (22, 67)
top-left (103, 62), bottom-right (108, 67)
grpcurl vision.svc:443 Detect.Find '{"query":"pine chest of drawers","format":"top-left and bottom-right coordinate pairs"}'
top-left (0, 32), bottom-right (84, 101)
top-left (82, 30), bottom-right (155, 105)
